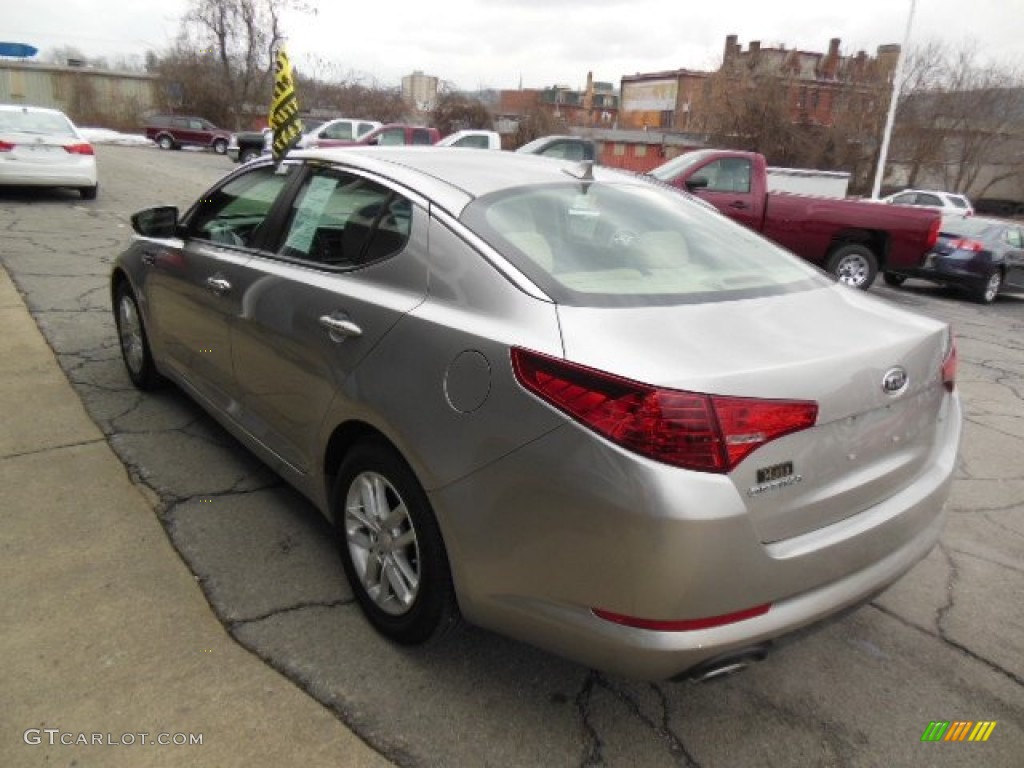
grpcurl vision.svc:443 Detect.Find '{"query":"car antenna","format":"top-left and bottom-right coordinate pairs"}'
top-left (562, 160), bottom-right (594, 183)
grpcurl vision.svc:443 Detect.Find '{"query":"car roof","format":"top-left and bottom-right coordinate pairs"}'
top-left (288, 146), bottom-right (634, 217)
top-left (0, 103), bottom-right (67, 115)
top-left (896, 189), bottom-right (969, 199)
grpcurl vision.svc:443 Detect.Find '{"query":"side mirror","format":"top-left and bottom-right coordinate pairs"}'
top-left (685, 176), bottom-right (709, 192)
top-left (131, 206), bottom-right (181, 238)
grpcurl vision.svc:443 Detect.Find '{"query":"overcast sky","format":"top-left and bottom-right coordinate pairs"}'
top-left (5, 0), bottom-right (1021, 91)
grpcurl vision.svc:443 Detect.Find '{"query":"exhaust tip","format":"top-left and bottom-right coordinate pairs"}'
top-left (678, 645), bottom-right (769, 683)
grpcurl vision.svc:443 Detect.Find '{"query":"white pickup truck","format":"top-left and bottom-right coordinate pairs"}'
top-left (435, 129), bottom-right (501, 149)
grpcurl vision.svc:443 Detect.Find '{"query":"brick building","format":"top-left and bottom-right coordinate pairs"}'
top-left (497, 72), bottom-right (619, 132)
top-left (618, 35), bottom-right (900, 134)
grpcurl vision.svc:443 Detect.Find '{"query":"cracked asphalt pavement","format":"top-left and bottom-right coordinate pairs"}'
top-left (2, 145), bottom-right (1021, 767)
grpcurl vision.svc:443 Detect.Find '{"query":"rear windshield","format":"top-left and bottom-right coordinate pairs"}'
top-left (461, 179), bottom-right (828, 306)
top-left (0, 109), bottom-right (76, 137)
top-left (940, 216), bottom-right (1001, 237)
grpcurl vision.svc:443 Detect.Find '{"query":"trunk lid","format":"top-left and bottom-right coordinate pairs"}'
top-left (554, 284), bottom-right (952, 542)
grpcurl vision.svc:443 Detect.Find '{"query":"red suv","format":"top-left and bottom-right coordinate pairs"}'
top-left (145, 114), bottom-right (232, 154)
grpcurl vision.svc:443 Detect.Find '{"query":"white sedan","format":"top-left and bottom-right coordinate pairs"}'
top-left (0, 104), bottom-right (98, 199)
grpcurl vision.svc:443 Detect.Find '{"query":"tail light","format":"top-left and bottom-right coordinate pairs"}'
top-left (0, 140), bottom-right (14, 152)
top-left (941, 330), bottom-right (957, 392)
top-left (924, 216), bottom-right (941, 249)
top-left (511, 348), bottom-right (818, 473)
top-left (947, 237), bottom-right (983, 253)
top-left (65, 142), bottom-right (95, 155)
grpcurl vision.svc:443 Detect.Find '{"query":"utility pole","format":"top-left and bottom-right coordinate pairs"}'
top-left (872, 0), bottom-right (917, 199)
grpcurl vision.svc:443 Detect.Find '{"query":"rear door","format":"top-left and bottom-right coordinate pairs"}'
top-left (1003, 225), bottom-right (1024, 289)
top-left (229, 163), bottom-right (428, 472)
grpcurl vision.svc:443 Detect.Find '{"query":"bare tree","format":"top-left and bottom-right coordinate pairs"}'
top-left (162, 0), bottom-right (314, 128)
top-left (431, 92), bottom-right (493, 136)
top-left (513, 106), bottom-right (562, 147)
top-left (890, 41), bottom-right (1024, 200)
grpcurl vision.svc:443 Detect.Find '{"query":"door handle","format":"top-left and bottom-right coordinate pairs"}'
top-left (319, 314), bottom-right (363, 341)
top-left (729, 200), bottom-right (749, 209)
top-left (205, 276), bottom-right (232, 295)
top-left (141, 250), bottom-right (158, 266)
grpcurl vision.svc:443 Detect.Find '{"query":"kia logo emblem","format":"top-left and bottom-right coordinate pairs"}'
top-left (882, 367), bottom-right (909, 395)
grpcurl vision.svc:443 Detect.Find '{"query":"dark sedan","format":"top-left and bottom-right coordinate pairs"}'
top-left (884, 215), bottom-right (1024, 303)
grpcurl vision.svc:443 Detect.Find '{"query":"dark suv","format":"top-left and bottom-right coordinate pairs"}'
top-left (145, 115), bottom-right (232, 154)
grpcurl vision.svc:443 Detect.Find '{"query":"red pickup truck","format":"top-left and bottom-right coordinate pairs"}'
top-left (649, 149), bottom-right (941, 289)
top-left (307, 123), bottom-right (440, 149)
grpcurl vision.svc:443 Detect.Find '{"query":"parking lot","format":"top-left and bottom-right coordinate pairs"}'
top-left (2, 144), bottom-right (1022, 767)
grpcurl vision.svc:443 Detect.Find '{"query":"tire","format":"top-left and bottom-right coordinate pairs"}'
top-left (827, 243), bottom-right (878, 290)
top-left (79, 184), bottom-right (98, 200)
top-left (212, 138), bottom-right (228, 155)
top-left (239, 147), bottom-right (259, 163)
top-left (883, 272), bottom-right (906, 287)
top-left (114, 282), bottom-right (161, 390)
top-left (333, 438), bottom-right (459, 645)
top-left (157, 135), bottom-right (175, 150)
top-left (972, 270), bottom-right (1002, 304)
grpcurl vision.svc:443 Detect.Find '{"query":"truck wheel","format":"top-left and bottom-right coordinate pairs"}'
top-left (239, 147), bottom-right (260, 163)
top-left (212, 138), bottom-right (228, 155)
top-left (157, 135), bottom-right (174, 150)
top-left (827, 244), bottom-right (878, 290)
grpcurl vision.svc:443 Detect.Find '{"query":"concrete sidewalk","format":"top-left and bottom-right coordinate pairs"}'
top-left (0, 265), bottom-right (391, 767)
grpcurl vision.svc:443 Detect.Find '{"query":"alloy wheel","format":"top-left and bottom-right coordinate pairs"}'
top-left (118, 294), bottom-right (145, 376)
top-left (344, 471), bottom-right (421, 616)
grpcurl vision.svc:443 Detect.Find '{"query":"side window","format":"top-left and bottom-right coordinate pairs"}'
top-left (539, 141), bottom-right (572, 160)
top-left (172, 118), bottom-right (188, 130)
top-left (378, 129), bottom-right (407, 146)
top-left (324, 122), bottom-right (354, 140)
top-left (693, 159), bottom-right (751, 193)
top-left (455, 135), bottom-right (488, 148)
top-left (358, 122), bottom-right (376, 136)
top-left (188, 166), bottom-right (293, 247)
top-left (891, 193), bottom-right (914, 205)
top-left (917, 193), bottom-right (942, 207)
top-left (278, 169), bottom-right (412, 268)
top-left (412, 129), bottom-right (434, 145)
top-left (1005, 228), bottom-right (1023, 248)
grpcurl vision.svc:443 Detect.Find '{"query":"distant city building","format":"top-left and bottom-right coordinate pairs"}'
top-left (401, 70), bottom-right (439, 112)
top-left (497, 72), bottom-right (619, 131)
top-left (619, 36), bottom-right (900, 133)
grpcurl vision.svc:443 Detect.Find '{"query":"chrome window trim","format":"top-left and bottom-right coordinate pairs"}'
top-left (428, 206), bottom-right (553, 302)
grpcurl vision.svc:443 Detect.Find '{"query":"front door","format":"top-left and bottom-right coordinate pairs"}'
top-left (687, 156), bottom-right (761, 230)
top-left (146, 163), bottom-right (297, 411)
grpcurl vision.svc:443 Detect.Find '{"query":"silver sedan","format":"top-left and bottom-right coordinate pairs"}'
top-left (111, 147), bottom-right (962, 680)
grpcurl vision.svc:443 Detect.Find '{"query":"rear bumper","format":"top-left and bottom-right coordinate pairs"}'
top-left (898, 252), bottom-right (993, 290)
top-left (431, 392), bottom-right (962, 680)
top-left (0, 161), bottom-right (97, 189)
